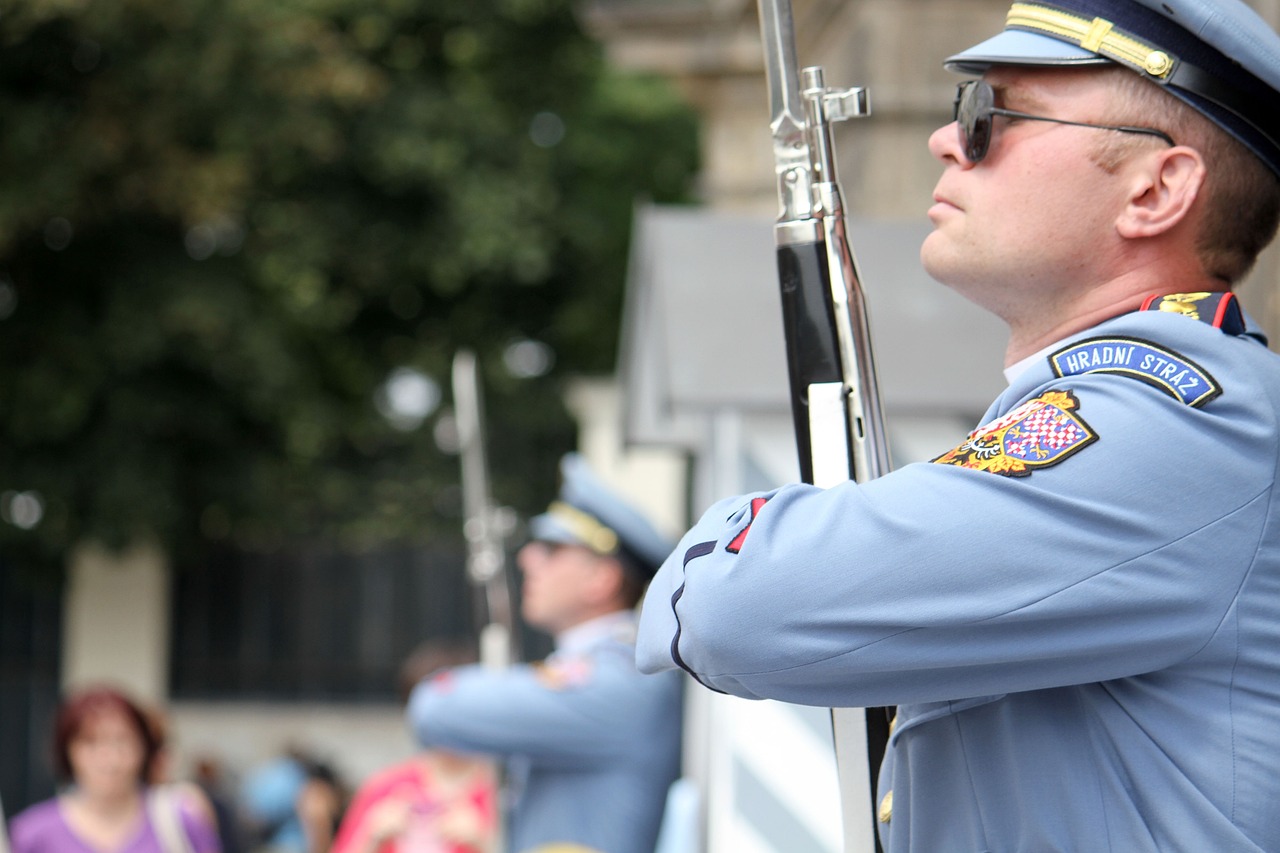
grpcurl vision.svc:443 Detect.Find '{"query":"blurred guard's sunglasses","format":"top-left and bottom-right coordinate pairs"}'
top-left (953, 79), bottom-right (1176, 163)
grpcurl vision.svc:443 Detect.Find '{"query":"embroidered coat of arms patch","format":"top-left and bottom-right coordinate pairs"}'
top-left (933, 390), bottom-right (1097, 477)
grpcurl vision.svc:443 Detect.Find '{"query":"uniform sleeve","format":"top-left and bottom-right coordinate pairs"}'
top-left (637, 368), bottom-right (1278, 708)
top-left (407, 659), bottom-right (676, 767)
top-left (636, 493), bottom-right (774, 679)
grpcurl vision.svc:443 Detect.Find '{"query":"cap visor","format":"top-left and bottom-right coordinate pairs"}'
top-left (528, 513), bottom-right (584, 549)
top-left (945, 29), bottom-right (1110, 75)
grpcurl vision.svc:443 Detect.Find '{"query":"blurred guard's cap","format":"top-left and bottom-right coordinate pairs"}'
top-left (528, 454), bottom-right (673, 581)
top-left (945, 0), bottom-right (1280, 176)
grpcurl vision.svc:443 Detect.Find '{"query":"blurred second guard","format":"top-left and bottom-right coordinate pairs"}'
top-left (408, 454), bottom-right (681, 853)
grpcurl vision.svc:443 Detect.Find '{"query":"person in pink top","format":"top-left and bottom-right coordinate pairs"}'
top-left (332, 642), bottom-right (497, 853)
top-left (330, 753), bottom-right (496, 853)
top-left (9, 685), bottom-right (221, 853)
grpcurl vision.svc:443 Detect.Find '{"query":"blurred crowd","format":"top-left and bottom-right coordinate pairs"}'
top-left (3, 456), bottom-right (681, 853)
top-left (2, 682), bottom-right (497, 853)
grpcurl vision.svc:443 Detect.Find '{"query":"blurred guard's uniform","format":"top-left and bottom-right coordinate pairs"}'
top-left (409, 456), bottom-right (681, 853)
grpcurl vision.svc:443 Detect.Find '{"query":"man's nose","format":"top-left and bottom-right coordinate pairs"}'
top-left (515, 542), bottom-right (538, 573)
top-left (928, 120), bottom-right (971, 166)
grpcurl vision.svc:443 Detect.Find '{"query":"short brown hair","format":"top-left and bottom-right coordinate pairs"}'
top-left (618, 570), bottom-right (646, 611)
top-left (1093, 66), bottom-right (1280, 282)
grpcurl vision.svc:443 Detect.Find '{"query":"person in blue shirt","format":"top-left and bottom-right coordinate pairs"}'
top-left (408, 454), bottom-right (681, 853)
top-left (637, 1), bottom-right (1280, 851)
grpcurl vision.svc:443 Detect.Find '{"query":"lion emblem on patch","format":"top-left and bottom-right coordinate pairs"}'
top-left (932, 390), bottom-right (1097, 477)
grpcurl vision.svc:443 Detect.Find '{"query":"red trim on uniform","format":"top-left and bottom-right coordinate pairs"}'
top-left (726, 497), bottom-right (769, 554)
top-left (426, 670), bottom-right (457, 692)
top-left (1139, 293), bottom-right (1160, 311)
top-left (1211, 292), bottom-right (1235, 329)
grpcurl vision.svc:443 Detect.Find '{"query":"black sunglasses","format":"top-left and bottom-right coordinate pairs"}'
top-left (953, 79), bottom-right (1176, 163)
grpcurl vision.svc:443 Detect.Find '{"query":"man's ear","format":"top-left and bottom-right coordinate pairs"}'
top-left (1116, 146), bottom-right (1206, 239)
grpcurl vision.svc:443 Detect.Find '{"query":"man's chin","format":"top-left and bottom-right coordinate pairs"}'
top-left (522, 607), bottom-right (557, 632)
top-left (920, 232), bottom-right (956, 284)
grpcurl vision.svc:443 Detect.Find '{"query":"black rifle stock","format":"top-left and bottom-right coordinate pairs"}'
top-left (756, 3), bottom-right (893, 852)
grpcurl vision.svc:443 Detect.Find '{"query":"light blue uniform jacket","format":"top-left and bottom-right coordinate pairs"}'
top-left (409, 613), bottom-right (683, 853)
top-left (637, 307), bottom-right (1280, 852)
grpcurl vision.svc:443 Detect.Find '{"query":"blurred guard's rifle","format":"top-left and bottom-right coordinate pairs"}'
top-left (452, 349), bottom-right (517, 670)
top-left (756, 1), bottom-right (892, 851)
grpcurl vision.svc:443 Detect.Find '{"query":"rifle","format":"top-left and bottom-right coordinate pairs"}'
top-left (451, 349), bottom-right (517, 670)
top-left (755, 2), bottom-right (893, 851)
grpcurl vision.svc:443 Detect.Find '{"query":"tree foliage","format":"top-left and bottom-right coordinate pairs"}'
top-left (0, 0), bottom-right (699, 577)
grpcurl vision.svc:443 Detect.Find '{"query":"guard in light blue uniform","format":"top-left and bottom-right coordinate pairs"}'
top-left (638, 2), bottom-right (1280, 851)
top-left (410, 454), bottom-right (681, 853)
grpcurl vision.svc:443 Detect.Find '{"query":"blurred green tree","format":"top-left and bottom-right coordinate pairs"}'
top-left (0, 0), bottom-right (699, 578)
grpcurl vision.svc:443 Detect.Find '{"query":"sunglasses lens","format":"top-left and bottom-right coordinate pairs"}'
top-left (956, 81), bottom-right (991, 163)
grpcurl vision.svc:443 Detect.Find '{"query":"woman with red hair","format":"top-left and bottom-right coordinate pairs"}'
top-left (9, 685), bottom-right (221, 853)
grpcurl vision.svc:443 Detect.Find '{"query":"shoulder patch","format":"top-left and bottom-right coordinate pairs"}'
top-left (1049, 336), bottom-right (1221, 407)
top-left (534, 657), bottom-right (594, 690)
top-left (932, 390), bottom-right (1096, 477)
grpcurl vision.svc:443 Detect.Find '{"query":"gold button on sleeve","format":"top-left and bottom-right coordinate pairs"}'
top-left (878, 790), bottom-right (893, 824)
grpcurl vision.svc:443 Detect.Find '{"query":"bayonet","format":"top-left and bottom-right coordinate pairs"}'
top-left (756, 1), bottom-right (891, 851)
top-left (452, 349), bottom-right (517, 670)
